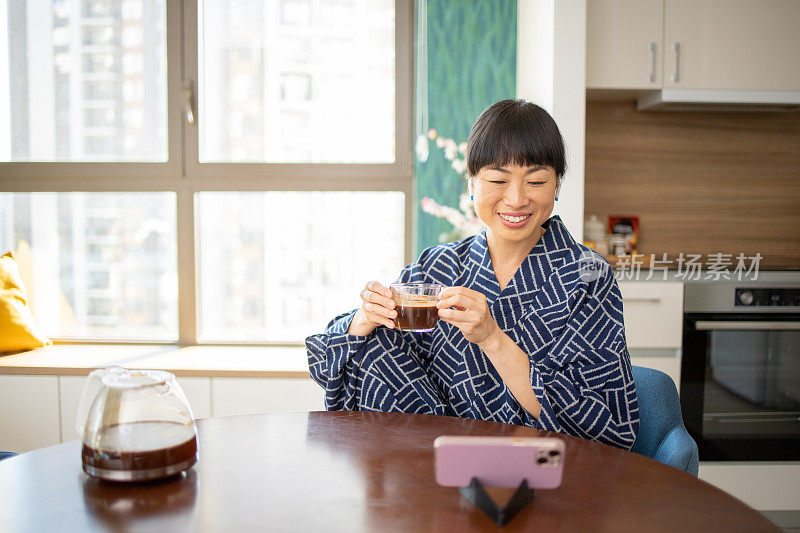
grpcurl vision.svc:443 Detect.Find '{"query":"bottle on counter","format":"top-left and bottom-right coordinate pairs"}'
top-left (583, 215), bottom-right (609, 255)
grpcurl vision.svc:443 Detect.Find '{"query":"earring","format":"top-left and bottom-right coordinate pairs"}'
top-left (555, 197), bottom-right (559, 202)
top-left (470, 194), bottom-right (474, 201)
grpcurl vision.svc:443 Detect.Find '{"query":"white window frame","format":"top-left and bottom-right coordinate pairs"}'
top-left (0, 0), bottom-right (414, 346)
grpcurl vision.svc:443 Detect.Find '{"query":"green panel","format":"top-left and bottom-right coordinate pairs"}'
top-left (415, 0), bottom-right (517, 255)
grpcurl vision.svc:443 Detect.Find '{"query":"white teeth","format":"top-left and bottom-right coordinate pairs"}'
top-left (500, 214), bottom-right (529, 223)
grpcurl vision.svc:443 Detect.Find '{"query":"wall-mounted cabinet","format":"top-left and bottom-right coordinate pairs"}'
top-left (587, 0), bottom-right (800, 91)
top-left (587, 0), bottom-right (664, 89)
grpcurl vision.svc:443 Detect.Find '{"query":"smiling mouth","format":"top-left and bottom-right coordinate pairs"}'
top-left (498, 213), bottom-right (530, 223)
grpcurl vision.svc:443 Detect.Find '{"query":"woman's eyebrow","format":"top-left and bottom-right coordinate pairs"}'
top-left (489, 165), bottom-right (547, 176)
top-left (524, 165), bottom-right (548, 175)
top-left (487, 164), bottom-right (549, 174)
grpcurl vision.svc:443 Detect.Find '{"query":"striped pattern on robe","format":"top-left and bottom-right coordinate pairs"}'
top-left (306, 215), bottom-right (639, 450)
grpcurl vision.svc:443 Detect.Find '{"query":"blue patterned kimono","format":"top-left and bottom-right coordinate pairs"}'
top-left (306, 216), bottom-right (639, 449)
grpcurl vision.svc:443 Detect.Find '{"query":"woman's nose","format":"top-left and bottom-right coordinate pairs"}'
top-left (504, 183), bottom-right (528, 208)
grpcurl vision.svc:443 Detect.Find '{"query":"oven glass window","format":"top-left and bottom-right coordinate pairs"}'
top-left (704, 330), bottom-right (800, 438)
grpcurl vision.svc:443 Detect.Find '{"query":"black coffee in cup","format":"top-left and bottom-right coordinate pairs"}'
top-left (390, 283), bottom-right (443, 332)
top-left (395, 298), bottom-right (439, 331)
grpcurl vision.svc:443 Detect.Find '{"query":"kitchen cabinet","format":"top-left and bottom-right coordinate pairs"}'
top-left (59, 375), bottom-right (87, 443)
top-left (587, 0), bottom-right (664, 89)
top-left (0, 345), bottom-right (318, 454)
top-left (2, 372), bottom-right (317, 454)
top-left (587, 0), bottom-right (800, 91)
top-left (0, 375), bottom-right (60, 453)
top-left (620, 281), bottom-right (683, 389)
top-left (700, 463), bottom-right (800, 512)
top-left (212, 378), bottom-right (323, 417)
top-left (664, 0), bottom-right (800, 90)
top-left (619, 281), bottom-right (683, 349)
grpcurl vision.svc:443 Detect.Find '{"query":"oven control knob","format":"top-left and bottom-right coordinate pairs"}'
top-left (739, 291), bottom-right (754, 306)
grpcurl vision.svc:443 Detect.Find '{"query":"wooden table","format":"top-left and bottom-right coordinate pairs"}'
top-left (0, 412), bottom-right (777, 532)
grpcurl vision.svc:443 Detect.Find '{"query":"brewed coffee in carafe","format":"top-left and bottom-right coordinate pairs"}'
top-left (76, 368), bottom-right (198, 482)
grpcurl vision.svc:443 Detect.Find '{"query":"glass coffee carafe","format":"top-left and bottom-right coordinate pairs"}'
top-left (75, 367), bottom-right (198, 482)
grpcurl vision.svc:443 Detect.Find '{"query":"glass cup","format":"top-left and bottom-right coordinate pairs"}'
top-left (390, 282), bottom-right (443, 332)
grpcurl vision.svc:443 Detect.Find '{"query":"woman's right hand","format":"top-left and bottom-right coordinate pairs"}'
top-left (347, 281), bottom-right (397, 336)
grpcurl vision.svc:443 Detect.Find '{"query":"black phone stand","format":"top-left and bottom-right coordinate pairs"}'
top-left (459, 477), bottom-right (534, 526)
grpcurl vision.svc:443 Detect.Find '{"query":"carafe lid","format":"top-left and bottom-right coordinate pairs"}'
top-left (101, 369), bottom-right (173, 390)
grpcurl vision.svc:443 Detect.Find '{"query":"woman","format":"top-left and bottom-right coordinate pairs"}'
top-left (306, 99), bottom-right (639, 450)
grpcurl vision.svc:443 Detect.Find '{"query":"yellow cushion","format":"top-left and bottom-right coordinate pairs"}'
top-left (0, 250), bottom-right (52, 354)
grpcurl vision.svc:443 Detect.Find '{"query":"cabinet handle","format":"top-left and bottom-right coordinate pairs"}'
top-left (671, 42), bottom-right (680, 83)
top-left (624, 296), bottom-right (662, 303)
top-left (649, 42), bottom-right (656, 82)
top-left (695, 321), bottom-right (800, 331)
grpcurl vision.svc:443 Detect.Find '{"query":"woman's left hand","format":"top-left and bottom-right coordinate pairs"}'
top-left (437, 286), bottom-right (502, 347)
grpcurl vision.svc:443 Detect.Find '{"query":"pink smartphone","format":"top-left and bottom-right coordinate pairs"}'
top-left (434, 436), bottom-right (565, 488)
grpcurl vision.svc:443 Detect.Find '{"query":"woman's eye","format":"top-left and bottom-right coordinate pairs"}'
top-left (489, 180), bottom-right (506, 185)
top-left (528, 181), bottom-right (545, 186)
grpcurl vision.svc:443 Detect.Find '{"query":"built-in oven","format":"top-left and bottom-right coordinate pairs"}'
top-left (681, 282), bottom-right (800, 461)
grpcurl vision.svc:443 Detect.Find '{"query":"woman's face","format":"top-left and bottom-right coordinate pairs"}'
top-left (471, 163), bottom-right (559, 249)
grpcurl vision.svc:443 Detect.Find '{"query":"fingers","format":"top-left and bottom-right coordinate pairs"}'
top-left (361, 285), bottom-right (396, 311)
top-left (364, 300), bottom-right (397, 320)
top-left (438, 286), bottom-right (483, 304)
top-left (436, 286), bottom-right (488, 331)
top-left (364, 304), bottom-right (395, 329)
top-left (367, 280), bottom-right (392, 299)
top-left (436, 293), bottom-right (471, 311)
top-left (361, 281), bottom-right (397, 329)
top-left (437, 307), bottom-right (468, 321)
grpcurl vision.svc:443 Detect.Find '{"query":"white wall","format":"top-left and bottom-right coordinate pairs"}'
top-left (517, 0), bottom-right (587, 241)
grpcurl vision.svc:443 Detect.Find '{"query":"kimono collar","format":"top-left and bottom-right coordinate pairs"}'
top-left (467, 215), bottom-right (573, 302)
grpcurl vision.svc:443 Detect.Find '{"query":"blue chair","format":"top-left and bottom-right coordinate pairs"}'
top-left (631, 366), bottom-right (699, 476)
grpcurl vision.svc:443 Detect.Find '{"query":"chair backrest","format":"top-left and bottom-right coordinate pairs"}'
top-left (631, 366), bottom-right (699, 476)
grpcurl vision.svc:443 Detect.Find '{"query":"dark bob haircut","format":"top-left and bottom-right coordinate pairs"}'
top-left (466, 99), bottom-right (566, 181)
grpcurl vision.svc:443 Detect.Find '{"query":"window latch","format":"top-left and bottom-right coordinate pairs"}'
top-left (183, 80), bottom-right (195, 125)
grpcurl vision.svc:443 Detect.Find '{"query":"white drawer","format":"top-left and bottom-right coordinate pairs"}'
top-left (619, 282), bottom-right (683, 349)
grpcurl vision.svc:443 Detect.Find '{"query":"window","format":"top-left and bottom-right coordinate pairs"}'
top-left (0, 0), bottom-right (413, 345)
top-left (198, 0), bottom-right (395, 163)
top-left (1, 0), bottom-right (167, 162)
top-left (0, 192), bottom-right (177, 340)
top-left (197, 191), bottom-right (404, 342)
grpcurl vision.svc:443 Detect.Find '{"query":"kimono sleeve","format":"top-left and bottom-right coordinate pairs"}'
top-left (304, 259), bottom-right (430, 411)
top-left (526, 269), bottom-right (640, 450)
top-left (305, 310), bottom-right (368, 410)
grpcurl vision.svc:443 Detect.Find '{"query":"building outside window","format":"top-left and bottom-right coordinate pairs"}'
top-left (0, 0), bottom-right (413, 345)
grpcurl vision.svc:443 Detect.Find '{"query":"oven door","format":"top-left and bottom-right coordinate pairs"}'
top-left (681, 314), bottom-right (800, 460)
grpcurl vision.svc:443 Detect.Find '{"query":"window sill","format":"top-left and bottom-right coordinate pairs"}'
top-left (0, 344), bottom-right (310, 379)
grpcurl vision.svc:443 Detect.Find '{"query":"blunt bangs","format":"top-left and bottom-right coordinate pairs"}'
top-left (466, 99), bottom-right (566, 181)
